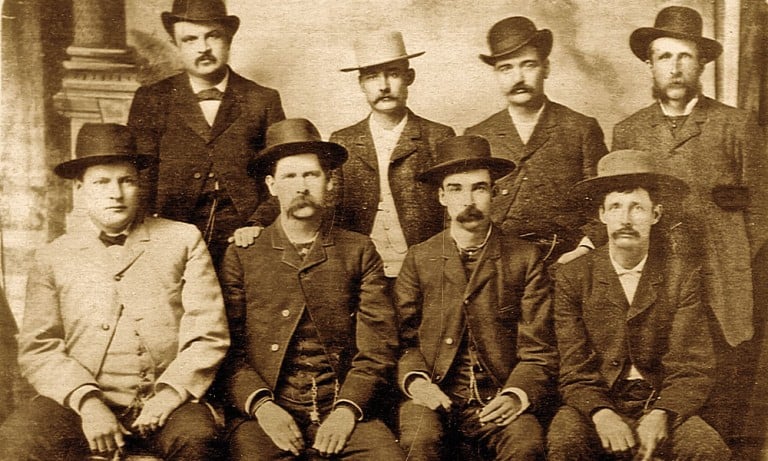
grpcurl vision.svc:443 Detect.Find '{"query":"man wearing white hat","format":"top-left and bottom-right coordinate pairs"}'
top-left (548, 150), bottom-right (728, 461)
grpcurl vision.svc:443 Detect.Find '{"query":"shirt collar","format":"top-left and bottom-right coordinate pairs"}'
top-left (451, 224), bottom-right (493, 254)
top-left (658, 96), bottom-right (699, 116)
top-left (189, 69), bottom-right (230, 95)
top-left (368, 112), bottom-right (408, 138)
top-left (507, 100), bottom-right (546, 125)
top-left (609, 250), bottom-right (647, 276)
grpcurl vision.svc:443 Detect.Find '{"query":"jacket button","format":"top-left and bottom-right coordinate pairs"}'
top-left (435, 374), bottom-right (442, 381)
top-left (611, 360), bottom-right (620, 366)
top-left (208, 172), bottom-right (215, 178)
top-left (281, 309), bottom-right (290, 317)
top-left (193, 172), bottom-right (202, 179)
top-left (501, 189), bottom-right (509, 195)
top-left (463, 300), bottom-right (469, 305)
top-left (101, 323), bottom-right (110, 331)
top-left (444, 338), bottom-right (454, 345)
top-left (113, 274), bottom-right (122, 281)
top-left (270, 344), bottom-right (279, 352)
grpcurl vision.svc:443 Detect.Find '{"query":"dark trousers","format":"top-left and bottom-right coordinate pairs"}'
top-left (398, 400), bottom-right (544, 461)
top-left (227, 397), bottom-right (403, 460)
top-left (0, 395), bottom-right (220, 461)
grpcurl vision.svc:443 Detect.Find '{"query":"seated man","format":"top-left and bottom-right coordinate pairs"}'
top-left (396, 135), bottom-right (558, 461)
top-left (547, 149), bottom-right (730, 460)
top-left (0, 123), bottom-right (230, 461)
top-left (219, 118), bottom-right (403, 460)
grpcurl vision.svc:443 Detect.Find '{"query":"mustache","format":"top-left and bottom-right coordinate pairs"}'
top-left (508, 83), bottom-right (534, 95)
top-left (651, 79), bottom-right (701, 101)
top-left (611, 227), bottom-right (640, 239)
top-left (375, 94), bottom-right (396, 103)
top-left (196, 52), bottom-right (217, 65)
top-left (456, 205), bottom-right (485, 223)
top-left (287, 195), bottom-right (322, 214)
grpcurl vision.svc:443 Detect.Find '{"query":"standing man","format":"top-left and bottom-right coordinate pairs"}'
top-left (220, 119), bottom-right (403, 460)
top-left (548, 149), bottom-right (729, 461)
top-left (612, 5), bottom-right (768, 441)
top-left (466, 16), bottom-right (608, 264)
top-left (396, 136), bottom-right (557, 460)
top-left (128, 0), bottom-right (285, 267)
top-left (0, 124), bottom-right (230, 460)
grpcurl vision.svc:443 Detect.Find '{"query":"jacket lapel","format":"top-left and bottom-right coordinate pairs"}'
top-left (521, 102), bottom-right (556, 160)
top-left (593, 248), bottom-right (631, 313)
top-left (670, 100), bottom-right (707, 148)
top-left (209, 69), bottom-right (243, 141)
top-left (171, 74), bottom-right (213, 143)
top-left (486, 110), bottom-right (525, 162)
top-left (464, 229), bottom-right (500, 300)
top-left (349, 119), bottom-right (379, 173)
top-left (440, 235), bottom-right (468, 291)
top-left (117, 221), bottom-right (148, 277)
top-left (626, 251), bottom-right (662, 321)
top-left (389, 110), bottom-right (421, 164)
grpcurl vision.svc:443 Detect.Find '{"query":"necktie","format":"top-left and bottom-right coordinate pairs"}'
top-left (99, 231), bottom-right (127, 247)
top-left (196, 88), bottom-right (224, 101)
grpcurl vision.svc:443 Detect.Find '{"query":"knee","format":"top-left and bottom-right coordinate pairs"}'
top-left (672, 417), bottom-right (731, 461)
top-left (493, 415), bottom-right (544, 460)
top-left (157, 407), bottom-right (219, 459)
top-left (546, 407), bottom-right (595, 461)
top-left (398, 403), bottom-right (443, 451)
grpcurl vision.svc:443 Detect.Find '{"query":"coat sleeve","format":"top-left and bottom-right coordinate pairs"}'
top-left (127, 85), bottom-right (163, 214)
top-left (18, 250), bottom-right (100, 406)
top-left (394, 249), bottom-right (431, 391)
top-left (336, 240), bottom-right (399, 413)
top-left (155, 228), bottom-right (230, 399)
top-left (580, 118), bottom-right (609, 245)
top-left (741, 113), bottom-right (768, 259)
top-left (554, 265), bottom-right (616, 418)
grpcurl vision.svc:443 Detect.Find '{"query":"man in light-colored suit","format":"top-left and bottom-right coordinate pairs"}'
top-left (0, 124), bottom-right (230, 461)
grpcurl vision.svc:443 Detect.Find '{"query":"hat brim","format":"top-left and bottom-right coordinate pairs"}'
top-left (570, 173), bottom-right (690, 208)
top-left (480, 29), bottom-right (553, 65)
top-left (340, 52), bottom-right (425, 72)
top-left (630, 27), bottom-right (722, 62)
top-left (54, 154), bottom-right (158, 180)
top-left (250, 141), bottom-right (348, 177)
top-left (161, 12), bottom-right (240, 37)
top-left (417, 157), bottom-right (516, 185)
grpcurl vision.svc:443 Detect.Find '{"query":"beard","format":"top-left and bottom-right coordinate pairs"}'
top-left (456, 205), bottom-right (486, 223)
top-left (652, 78), bottom-right (701, 104)
top-left (287, 195), bottom-right (323, 219)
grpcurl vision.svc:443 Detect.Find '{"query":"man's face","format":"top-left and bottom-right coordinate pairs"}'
top-left (493, 45), bottom-right (549, 108)
top-left (439, 169), bottom-right (493, 232)
top-left (648, 37), bottom-right (704, 104)
top-left (266, 153), bottom-right (332, 220)
top-left (599, 188), bottom-right (662, 251)
top-left (172, 21), bottom-right (231, 82)
top-left (76, 162), bottom-right (140, 234)
top-left (358, 60), bottom-right (414, 114)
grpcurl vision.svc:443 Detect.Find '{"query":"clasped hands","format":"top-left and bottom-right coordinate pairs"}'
top-left (592, 408), bottom-right (669, 461)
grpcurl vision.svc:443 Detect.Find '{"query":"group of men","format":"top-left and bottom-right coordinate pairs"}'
top-left (0, 0), bottom-right (765, 460)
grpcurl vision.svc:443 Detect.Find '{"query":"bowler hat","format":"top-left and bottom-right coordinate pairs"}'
top-left (54, 123), bottom-right (157, 179)
top-left (251, 119), bottom-right (347, 176)
top-left (417, 136), bottom-right (515, 185)
top-left (161, 0), bottom-right (240, 37)
top-left (630, 6), bottom-right (722, 62)
top-left (571, 150), bottom-right (688, 206)
top-left (340, 31), bottom-right (424, 72)
top-left (480, 16), bottom-right (552, 66)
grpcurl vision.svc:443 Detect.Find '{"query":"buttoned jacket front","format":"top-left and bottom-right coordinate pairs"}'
top-left (395, 226), bottom-right (557, 411)
top-left (19, 217), bottom-right (230, 406)
top-left (220, 220), bottom-right (398, 416)
top-left (128, 69), bottom-right (285, 225)
top-left (555, 245), bottom-right (715, 420)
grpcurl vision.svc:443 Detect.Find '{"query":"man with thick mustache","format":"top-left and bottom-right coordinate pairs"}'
top-left (548, 149), bottom-right (728, 461)
top-left (219, 119), bottom-right (403, 460)
top-left (128, 0), bottom-right (285, 267)
top-left (612, 6), bottom-right (768, 443)
top-left (396, 136), bottom-right (557, 460)
top-left (466, 16), bottom-right (607, 265)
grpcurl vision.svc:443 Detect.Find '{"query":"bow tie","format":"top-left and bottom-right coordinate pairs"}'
top-left (196, 88), bottom-right (224, 101)
top-left (99, 231), bottom-right (127, 247)
top-left (616, 268), bottom-right (642, 277)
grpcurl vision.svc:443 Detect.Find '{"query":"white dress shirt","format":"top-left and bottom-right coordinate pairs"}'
top-left (609, 250), bottom-right (648, 381)
top-left (189, 71), bottom-right (230, 126)
top-left (508, 102), bottom-right (546, 144)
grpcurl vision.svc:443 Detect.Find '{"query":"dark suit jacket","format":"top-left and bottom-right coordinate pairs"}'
top-left (0, 287), bottom-right (16, 424)
top-left (465, 100), bottom-right (607, 249)
top-left (555, 245), bottom-right (715, 420)
top-left (220, 219), bottom-right (398, 416)
top-left (329, 110), bottom-right (455, 246)
top-left (613, 97), bottom-right (768, 347)
top-left (395, 226), bottom-right (557, 411)
top-left (127, 68), bottom-right (285, 227)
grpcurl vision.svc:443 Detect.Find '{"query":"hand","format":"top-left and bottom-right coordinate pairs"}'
top-left (408, 378), bottom-right (452, 411)
top-left (79, 396), bottom-right (130, 454)
top-left (557, 246), bottom-right (591, 265)
top-left (635, 410), bottom-right (668, 461)
top-left (228, 226), bottom-right (263, 247)
top-left (131, 387), bottom-right (184, 437)
top-left (478, 394), bottom-right (522, 426)
top-left (592, 408), bottom-right (636, 454)
top-left (254, 401), bottom-right (304, 456)
top-left (313, 406), bottom-right (356, 456)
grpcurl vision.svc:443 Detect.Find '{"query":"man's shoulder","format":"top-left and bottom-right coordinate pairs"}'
top-left (330, 118), bottom-right (369, 141)
top-left (141, 216), bottom-right (200, 236)
top-left (465, 108), bottom-right (509, 134)
top-left (698, 97), bottom-right (753, 124)
top-left (408, 111), bottom-right (455, 135)
top-left (615, 102), bottom-right (657, 128)
top-left (228, 70), bottom-right (281, 98)
top-left (546, 100), bottom-right (600, 127)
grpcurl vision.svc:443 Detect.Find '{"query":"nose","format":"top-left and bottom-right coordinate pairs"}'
top-left (378, 74), bottom-right (391, 92)
top-left (198, 38), bottom-right (212, 53)
top-left (108, 181), bottom-right (124, 200)
top-left (619, 208), bottom-right (631, 225)
top-left (670, 57), bottom-right (682, 75)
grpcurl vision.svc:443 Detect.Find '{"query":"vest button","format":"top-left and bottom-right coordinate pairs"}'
top-left (611, 360), bottom-right (620, 366)
top-left (444, 338), bottom-right (454, 345)
top-left (270, 344), bottom-right (279, 352)
top-left (501, 189), bottom-right (509, 195)
top-left (193, 172), bottom-right (202, 179)
top-left (281, 309), bottom-right (290, 317)
top-left (113, 274), bottom-right (122, 281)
top-left (101, 323), bottom-right (110, 331)
top-left (208, 172), bottom-right (215, 178)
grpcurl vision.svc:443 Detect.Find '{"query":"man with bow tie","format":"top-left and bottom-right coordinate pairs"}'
top-left (127, 0), bottom-right (285, 267)
top-left (0, 124), bottom-right (230, 460)
top-left (547, 150), bottom-right (728, 461)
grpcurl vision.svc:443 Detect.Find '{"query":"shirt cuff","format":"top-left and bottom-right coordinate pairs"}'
top-left (245, 389), bottom-right (274, 415)
top-left (333, 399), bottom-right (364, 421)
top-left (578, 236), bottom-right (595, 250)
top-left (66, 385), bottom-right (102, 415)
top-left (501, 387), bottom-right (530, 416)
top-left (402, 371), bottom-right (431, 398)
top-left (155, 381), bottom-right (190, 403)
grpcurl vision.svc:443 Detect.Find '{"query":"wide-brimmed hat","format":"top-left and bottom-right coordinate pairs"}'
top-left (54, 123), bottom-right (157, 179)
top-left (340, 31), bottom-right (424, 72)
top-left (480, 16), bottom-right (552, 66)
top-left (161, 0), bottom-right (240, 37)
top-left (571, 150), bottom-right (688, 206)
top-left (630, 6), bottom-right (722, 63)
top-left (251, 119), bottom-right (347, 176)
top-left (417, 136), bottom-right (515, 185)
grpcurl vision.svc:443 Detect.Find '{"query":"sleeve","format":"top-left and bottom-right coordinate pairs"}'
top-left (580, 118), bottom-right (609, 245)
top-left (155, 228), bottom-right (230, 399)
top-left (741, 113), bottom-right (768, 259)
top-left (554, 265), bottom-right (616, 417)
top-left (0, 285), bottom-right (17, 423)
top-left (395, 250), bottom-right (432, 393)
top-left (336, 240), bottom-right (399, 414)
top-left (246, 196), bottom-right (280, 228)
top-left (266, 89), bottom-right (286, 127)
top-left (127, 85), bottom-right (163, 215)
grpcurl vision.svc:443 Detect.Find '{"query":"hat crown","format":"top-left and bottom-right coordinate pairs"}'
top-left (76, 123), bottom-right (136, 159)
top-left (169, 0), bottom-right (229, 20)
top-left (596, 150), bottom-right (660, 178)
top-left (435, 136), bottom-right (493, 166)
top-left (488, 16), bottom-right (538, 55)
top-left (265, 118), bottom-right (323, 150)
top-left (653, 6), bottom-right (703, 37)
top-left (344, 31), bottom-right (423, 71)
